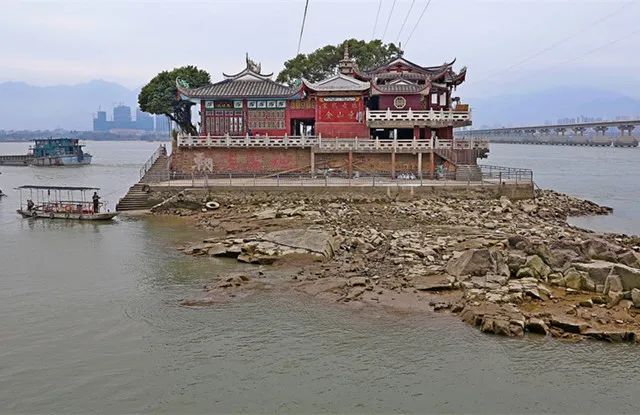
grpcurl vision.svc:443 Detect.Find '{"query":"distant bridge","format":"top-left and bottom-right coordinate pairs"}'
top-left (461, 119), bottom-right (639, 147)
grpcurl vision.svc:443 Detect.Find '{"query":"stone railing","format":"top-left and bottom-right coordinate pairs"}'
top-left (177, 134), bottom-right (489, 151)
top-left (366, 108), bottom-right (472, 127)
top-left (177, 135), bottom-right (319, 148)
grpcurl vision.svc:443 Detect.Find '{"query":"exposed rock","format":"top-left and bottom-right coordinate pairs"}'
top-left (413, 275), bottom-right (453, 291)
top-left (546, 249), bottom-right (582, 269)
top-left (549, 318), bottom-right (589, 334)
top-left (612, 263), bottom-right (640, 291)
top-left (207, 243), bottom-right (233, 257)
top-left (445, 249), bottom-right (496, 277)
top-left (259, 229), bottom-right (336, 258)
top-left (344, 287), bottom-right (366, 301)
top-left (348, 277), bottom-right (368, 287)
top-left (631, 288), bottom-right (640, 308)
top-left (254, 209), bottom-right (277, 220)
top-left (583, 330), bottom-right (636, 343)
top-left (574, 261), bottom-right (615, 285)
top-left (582, 238), bottom-right (620, 262)
top-left (171, 188), bottom-right (639, 344)
top-left (506, 251), bottom-right (527, 275)
top-left (183, 243), bottom-right (214, 255)
top-left (507, 235), bottom-right (532, 251)
top-left (562, 268), bottom-right (595, 291)
top-left (603, 274), bottom-right (623, 295)
top-left (618, 251), bottom-right (640, 268)
top-left (525, 318), bottom-right (549, 335)
top-left (521, 255), bottom-right (551, 280)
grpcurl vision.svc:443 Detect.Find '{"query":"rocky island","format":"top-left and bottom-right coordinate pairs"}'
top-left (154, 187), bottom-right (640, 343)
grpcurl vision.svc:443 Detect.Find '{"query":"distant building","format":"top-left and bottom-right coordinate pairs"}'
top-left (93, 105), bottom-right (156, 132)
top-left (136, 109), bottom-right (154, 131)
top-left (113, 105), bottom-right (132, 128)
top-left (155, 115), bottom-right (171, 132)
top-left (93, 110), bottom-right (109, 131)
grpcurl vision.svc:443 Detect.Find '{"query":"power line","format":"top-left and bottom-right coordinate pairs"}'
top-left (404, 0), bottom-right (433, 48)
top-left (483, 27), bottom-right (640, 90)
top-left (395, 0), bottom-right (416, 44)
top-left (476, 1), bottom-right (636, 84)
top-left (381, 0), bottom-right (397, 41)
top-left (296, 0), bottom-right (310, 55)
top-left (542, 27), bottom-right (640, 73)
top-left (372, 0), bottom-right (383, 39)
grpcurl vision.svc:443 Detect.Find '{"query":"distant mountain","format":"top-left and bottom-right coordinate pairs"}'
top-left (468, 86), bottom-right (640, 128)
top-left (0, 80), bottom-right (140, 130)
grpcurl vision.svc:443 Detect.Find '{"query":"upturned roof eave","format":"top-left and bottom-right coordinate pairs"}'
top-left (301, 74), bottom-right (370, 92)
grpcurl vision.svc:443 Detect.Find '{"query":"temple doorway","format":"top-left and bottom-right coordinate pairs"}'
top-left (370, 128), bottom-right (414, 140)
top-left (291, 119), bottom-right (315, 136)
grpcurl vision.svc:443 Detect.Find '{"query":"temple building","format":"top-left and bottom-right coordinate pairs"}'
top-left (172, 51), bottom-right (482, 177)
top-left (177, 51), bottom-right (469, 141)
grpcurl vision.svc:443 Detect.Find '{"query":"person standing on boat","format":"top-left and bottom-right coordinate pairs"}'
top-left (26, 199), bottom-right (34, 211)
top-left (92, 192), bottom-right (101, 213)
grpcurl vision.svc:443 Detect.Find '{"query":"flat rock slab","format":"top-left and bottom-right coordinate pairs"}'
top-left (258, 229), bottom-right (336, 258)
top-left (549, 317), bottom-right (589, 334)
top-left (413, 275), bottom-right (453, 291)
top-left (583, 329), bottom-right (637, 343)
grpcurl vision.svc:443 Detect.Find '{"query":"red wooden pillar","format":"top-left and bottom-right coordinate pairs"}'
top-left (413, 126), bottom-right (420, 139)
top-left (348, 151), bottom-right (353, 178)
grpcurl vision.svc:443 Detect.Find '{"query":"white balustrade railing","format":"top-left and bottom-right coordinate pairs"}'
top-left (177, 134), bottom-right (320, 148)
top-left (366, 108), bottom-right (472, 124)
top-left (177, 134), bottom-right (489, 151)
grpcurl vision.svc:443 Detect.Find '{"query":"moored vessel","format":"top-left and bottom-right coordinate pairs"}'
top-left (30, 138), bottom-right (92, 166)
top-left (16, 185), bottom-right (117, 221)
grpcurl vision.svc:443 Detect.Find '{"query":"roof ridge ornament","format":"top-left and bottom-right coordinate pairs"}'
top-left (176, 77), bottom-right (190, 89)
top-left (245, 52), bottom-right (262, 74)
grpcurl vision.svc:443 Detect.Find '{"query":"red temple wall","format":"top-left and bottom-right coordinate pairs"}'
top-left (378, 95), bottom-right (424, 110)
top-left (316, 122), bottom-right (370, 138)
top-left (172, 147), bottom-right (311, 174)
top-left (171, 147), bottom-right (476, 175)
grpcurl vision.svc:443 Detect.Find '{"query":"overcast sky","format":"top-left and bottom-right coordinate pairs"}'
top-left (1, 0), bottom-right (638, 98)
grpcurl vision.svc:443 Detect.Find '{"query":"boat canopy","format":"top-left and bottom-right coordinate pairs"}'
top-left (16, 185), bottom-right (100, 191)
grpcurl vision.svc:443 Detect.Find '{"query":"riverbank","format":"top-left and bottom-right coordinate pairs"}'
top-left (154, 187), bottom-right (640, 343)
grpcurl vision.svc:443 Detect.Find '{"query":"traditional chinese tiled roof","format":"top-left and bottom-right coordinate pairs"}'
top-left (371, 82), bottom-right (429, 95)
top-left (177, 64), bottom-right (299, 99)
top-left (363, 57), bottom-right (456, 76)
top-left (181, 79), bottom-right (298, 98)
top-left (372, 72), bottom-right (428, 81)
top-left (222, 66), bottom-right (274, 81)
top-left (302, 74), bottom-right (370, 92)
top-left (360, 57), bottom-right (466, 87)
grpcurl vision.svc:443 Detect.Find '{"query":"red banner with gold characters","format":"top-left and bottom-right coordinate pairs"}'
top-left (317, 96), bottom-right (363, 123)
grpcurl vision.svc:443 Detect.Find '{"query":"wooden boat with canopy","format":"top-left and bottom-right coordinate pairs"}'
top-left (16, 185), bottom-right (117, 221)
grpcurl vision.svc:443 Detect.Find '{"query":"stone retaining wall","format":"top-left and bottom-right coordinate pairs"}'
top-left (170, 146), bottom-right (482, 175)
top-left (149, 183), bottom-right (534, 201)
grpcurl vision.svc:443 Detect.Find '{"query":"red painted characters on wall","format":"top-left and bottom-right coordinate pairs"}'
top-left (317, 97), bottom-right (364, 123)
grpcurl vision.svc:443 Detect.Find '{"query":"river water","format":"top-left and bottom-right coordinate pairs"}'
top-left (1, 141), bottom-right (639, 414)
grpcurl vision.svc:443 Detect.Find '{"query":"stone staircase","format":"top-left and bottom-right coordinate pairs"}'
top-left (116, 146), bottom-right (169, 212)
top-left (455, 164), bottom-right (483, 182)
top-left (140, 153), bottom-right (169, 183)
top-left (116, 183), bottom-right (156, 211)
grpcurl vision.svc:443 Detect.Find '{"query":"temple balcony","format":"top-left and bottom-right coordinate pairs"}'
top-left (366, 107), bottom-right (472, 128)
